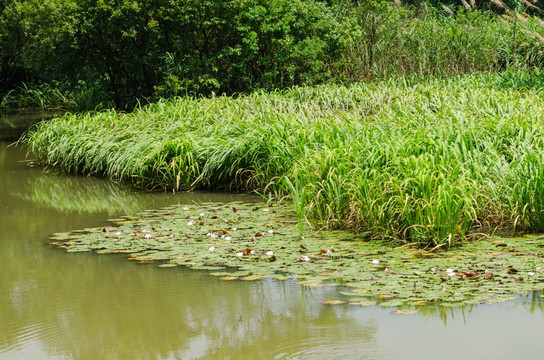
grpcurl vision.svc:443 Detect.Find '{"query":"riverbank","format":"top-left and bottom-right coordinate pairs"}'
top-left (25, 72), bottom-right (544, 246)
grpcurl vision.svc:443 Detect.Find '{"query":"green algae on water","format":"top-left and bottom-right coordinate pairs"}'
top-left (49, 202), bottom-right (544, 307)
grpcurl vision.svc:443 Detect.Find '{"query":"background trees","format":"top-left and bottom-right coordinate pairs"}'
top-left (1, 0), bottom-right (543, 110)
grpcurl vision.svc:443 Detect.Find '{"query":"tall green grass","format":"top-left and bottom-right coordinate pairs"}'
top-left (0, 82), bottom-right (112, 112)
top-left (24, 71), bottom-right (544, 247)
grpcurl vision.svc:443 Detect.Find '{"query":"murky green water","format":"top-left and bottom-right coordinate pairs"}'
top-left (1, 140), bottom-right (543, 360)
top-left (0, 109), bottom-right (58, 141)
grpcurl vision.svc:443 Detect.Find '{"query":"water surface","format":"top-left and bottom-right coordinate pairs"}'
top-left (1, 141), bottom-right (543, 360)
top-left (0, 109), bottom-right (58, 141)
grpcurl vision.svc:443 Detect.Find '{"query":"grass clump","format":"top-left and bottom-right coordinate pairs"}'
top-left (24, 71), bottom-right (544, 247)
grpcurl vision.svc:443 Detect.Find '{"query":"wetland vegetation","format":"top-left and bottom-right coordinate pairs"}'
top-left (2, 0), bottom-right (544, 110)
top-left (5, 0), bottom-right (544, 308)
top-left (50, 201), bottom-right (544, 307)
top-left (24, 72), bottom-right (544, 247)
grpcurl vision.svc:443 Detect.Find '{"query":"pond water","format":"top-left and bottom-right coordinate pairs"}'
top-left (0, 109), bottom-right (58, 141)
top-left (1, 140), bottom-right (543, 360)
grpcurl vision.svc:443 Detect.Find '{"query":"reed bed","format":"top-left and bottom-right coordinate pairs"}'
top-left (24, 71), bottom-right (544, 246)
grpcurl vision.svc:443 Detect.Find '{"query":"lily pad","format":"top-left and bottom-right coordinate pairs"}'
top-left (323, 300), bottom-right (347, 306)
top-left (49, 201), bottom-right (544, 308)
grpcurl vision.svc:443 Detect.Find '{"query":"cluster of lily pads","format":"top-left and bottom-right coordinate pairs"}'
top-left (49, 201), bottom-right (544, 307)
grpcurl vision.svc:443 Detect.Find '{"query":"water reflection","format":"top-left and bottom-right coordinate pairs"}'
top-left (0, 142), bottom-right (376, 360)
top-left (13, 173), bottom-right (251, 216)
top-left (2, 144), bottom-right (253, 215)
top-left (2, 258), bottom-right (376, 359)
top-left (0, 109), bottom-right (57, 141)
top-left (411, 292), bottom-right (544, 326)
top-left (1, 141), bottom-right (544, 360)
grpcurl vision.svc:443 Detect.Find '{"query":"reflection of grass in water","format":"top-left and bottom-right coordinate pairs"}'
top-left (406, 290), bottom-right (544, 324)
top-left (398, 302), bottom-right (477, 325)
top-left (1, 109), bottom-right (60, 140)
top-left (16, 171), bottom-right (248, 215)
top-left (17, 175), bottom-right (144, 215)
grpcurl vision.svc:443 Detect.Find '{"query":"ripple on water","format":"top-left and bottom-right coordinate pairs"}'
top-left (1, 321), bottom-right (67, 360)
top-left (273, 338), bottom-right (382, 360)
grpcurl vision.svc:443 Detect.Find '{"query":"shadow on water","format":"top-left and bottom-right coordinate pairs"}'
top-left (1, 140), bottom-right (543, 360)
top-left (0, 108), bottom-right (59, 141)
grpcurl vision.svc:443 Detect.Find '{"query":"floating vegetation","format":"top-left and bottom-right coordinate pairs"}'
top-left (49, 201), bottom-right (544, 307)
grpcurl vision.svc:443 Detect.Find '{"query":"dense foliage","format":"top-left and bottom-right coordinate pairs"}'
top-left (25, 71), bottom-right (544, 246)
top-left (2, 0), bottom-right (544, 109)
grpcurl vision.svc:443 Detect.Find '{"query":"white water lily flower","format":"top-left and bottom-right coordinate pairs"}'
top-left (268, 230), bottom-right (274, 234)
top-left (372, 259), bottom-right (380, 265)
top-left (115, 232), bottom-right (122, 236)
top-left (235, 252), bottom-right (243, 259)
top-left (199, 213), bottom-right (206, 217)
top-left (208, 247), bottom-right (215, 253)
top-left (448, 272), bottom-right (456, 277)
top-left (187, 221), bottom-right (194, 226)
top-left (232, 227), bottom-right (238, 231)
top-left (528, 272), bottom-right (535, 276)
top-left (262, 208), bottom-right (269, 212)
top-left (145, 234), bottom-right (151, 239)
top-left (299, 256), bottom-right (310, 262)
top-left (446, 268), bottom-right (454, 273)
top-left (225, 236), bottom-right (232, 241)
top-left (265, 251), bottom-right (274, 256)
top-left (183, 207), bottom-right (189, 211)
